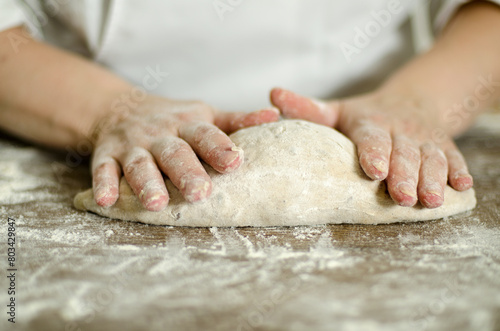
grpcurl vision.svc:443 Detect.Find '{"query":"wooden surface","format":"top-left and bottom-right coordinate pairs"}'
top-left (0, 115), bottom-right (499, 331)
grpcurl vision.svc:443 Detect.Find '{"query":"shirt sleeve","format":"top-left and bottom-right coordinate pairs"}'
top-left (434, 0), bottom-right (500, 32)
top-left (0, 0), bottom-right (27, 32)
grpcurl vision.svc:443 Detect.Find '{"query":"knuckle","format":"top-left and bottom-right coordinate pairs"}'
top-left (182, 101), bottom-right (214, 117)
top-left (123, 154), bottom-right (150, 174)
top-left (434, 149), bottom-right (447, 166)
top-left (354, 123), bottom-right (388, 140)
top-left (393, 135), bottom-right (419, 157)
top-left (445, 149), bottom-right (465, 163)
top-left (92, 143), bottom-right (116, 161)
top-left (180, 122), bottom-right (219, 144)
top-left (175, 114), bottom-right (194, 123)
top-left (192, 123), bottom-right (215, 141)
top-left (420, 142), bottom-right (447, 165)
top-left (419, 141), bottom-right (436, 153)
top-left (394, 145), bottom-right (420, 162)
top-left (159, 139), bottom-right (190, 164)
top-left (433, 155), bottom-right (447, 168)
top-left (92, 156), bottom-right (117, 173)
top-left (93, 162), bottom-right (109, 175)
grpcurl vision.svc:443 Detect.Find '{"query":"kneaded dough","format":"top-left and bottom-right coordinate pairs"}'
top-left (74, 120), bottom-right (476, 227)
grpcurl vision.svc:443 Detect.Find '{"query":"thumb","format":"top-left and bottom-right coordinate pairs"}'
top-left (270, 87), bottom-right (341, 127)
top-left (214, 107), bottom-right (280, 134)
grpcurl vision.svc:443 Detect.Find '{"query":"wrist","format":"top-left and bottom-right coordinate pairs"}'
top-left (86, 84), bottom-right (138, 146)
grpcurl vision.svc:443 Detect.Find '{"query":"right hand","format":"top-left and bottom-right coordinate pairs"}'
top-left (270, 88), bottom-right (474, 209)
top-left (90, 95), bottom-right (279, 211)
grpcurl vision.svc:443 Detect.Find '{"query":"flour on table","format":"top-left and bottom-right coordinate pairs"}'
top-left (74, 120), bottom-right (476, 227)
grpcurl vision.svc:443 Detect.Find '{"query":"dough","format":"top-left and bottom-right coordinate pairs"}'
top-left (74, 120), bottom-right (476, 227)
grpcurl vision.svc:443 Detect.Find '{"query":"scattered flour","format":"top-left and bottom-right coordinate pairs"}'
top-left (0, 143), bottom-right (58, 204)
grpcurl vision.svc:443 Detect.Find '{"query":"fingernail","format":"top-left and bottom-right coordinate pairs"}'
top-left (264, 107), bottom-right (280, 115)
top-left (95, 189), bottom-right (108, 202)
top-left (453, 172), bottom-right (473, 191)
top-left (277, 89), bottom-right (288, 102)
top-left (254, 108), bottom-right (280, 125)
top-left (398, 183), bottom-right (417, 198)
top-left (422, 190), bottom-right (443, 209)
top-left (146, 190), bottom-right (166, 205)
top-left (139, 181), bottom-right (168, 211)
top-left (141, 189), bottom-right (167, 211)
top-left (426, 190), bottom-right (443, 202)
top-left (454, 172), bottom-right (472, 181)
top-left (395, 182), bottom-right (417, 206)
top-left (184, 178), bottom-right (212, 203)
top-left (371, 158), bottom-right (387, 180)
top-left (311, 98), bottom-right (327, 109)
top-left (427, 190), bottom-right (442, 197)
top-left (95, 189), bottom-right (114, 207)
top-left (360, 153), bottom-right (387, 180)
top-left (94, 184), bottom-right (119, 207)
top-left (372, 159), bottom-right (386, 173)
top-left (218, 146), bottom-right (244, 172)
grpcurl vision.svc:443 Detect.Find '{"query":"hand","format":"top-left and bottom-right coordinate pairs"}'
top-left (91, 95), bottom-right (279, 211)
top-left (270, 88), bottom-right (473, 208)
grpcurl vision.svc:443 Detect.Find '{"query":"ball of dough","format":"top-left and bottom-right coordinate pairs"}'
top-left (74, 120), bottom-right (476, 227)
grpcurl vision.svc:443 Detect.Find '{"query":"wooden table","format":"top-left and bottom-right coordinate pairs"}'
top-left (1, 115), bottom-right (499, 331)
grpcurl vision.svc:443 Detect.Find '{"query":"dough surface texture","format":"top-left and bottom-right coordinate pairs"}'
top-left (74, 120), bottom-right (476, 227)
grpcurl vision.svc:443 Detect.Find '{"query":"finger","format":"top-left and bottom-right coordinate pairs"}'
top-left (444, 143), bottom-right (473, 191)
top-left (386, 135), bottom-right (420, 207)
top-left (417, 142), bottom-right (447, 208)
top-left (214, 107), bottom-right (280, 133)
top-left (121, 147), bottom-right (169, 211)
top-left (151, 136), bottom-right (212, 203)
top-left (178, 121), bottom-right (244, 173)
top-left (270, 88), bottom-right (339, 127)
top-left (349, 124), bottom-right (391, 180)
top-left (92, 152), bottom-right (121, 208)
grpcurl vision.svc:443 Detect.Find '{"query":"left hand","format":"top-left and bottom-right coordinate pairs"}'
top-left (270, 87), bottom-right (473, 209)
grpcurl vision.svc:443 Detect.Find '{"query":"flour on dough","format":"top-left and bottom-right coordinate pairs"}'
top-left (74, 120), bottom-right (476, 227)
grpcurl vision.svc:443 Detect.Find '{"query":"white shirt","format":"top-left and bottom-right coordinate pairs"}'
top-left (1, 0), bottom-right (496, 111)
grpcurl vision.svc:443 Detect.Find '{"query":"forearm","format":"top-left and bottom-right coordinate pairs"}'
top-left (0, 26), bottom-right (133, 149)
top-left (379, 1), bottom-right (500, 136)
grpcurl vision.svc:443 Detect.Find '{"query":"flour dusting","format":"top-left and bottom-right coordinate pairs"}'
top-left (0, 143), bottom-right (57, 204)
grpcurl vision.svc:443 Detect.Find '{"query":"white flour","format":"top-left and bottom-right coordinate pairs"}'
top-left (0, 143), bottom-right (57, 204)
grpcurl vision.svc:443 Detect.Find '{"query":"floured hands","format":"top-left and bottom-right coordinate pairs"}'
top-left (91, 95), bottom-right (279, 211)
top-left (270, 87), bottom-right (473, 209)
